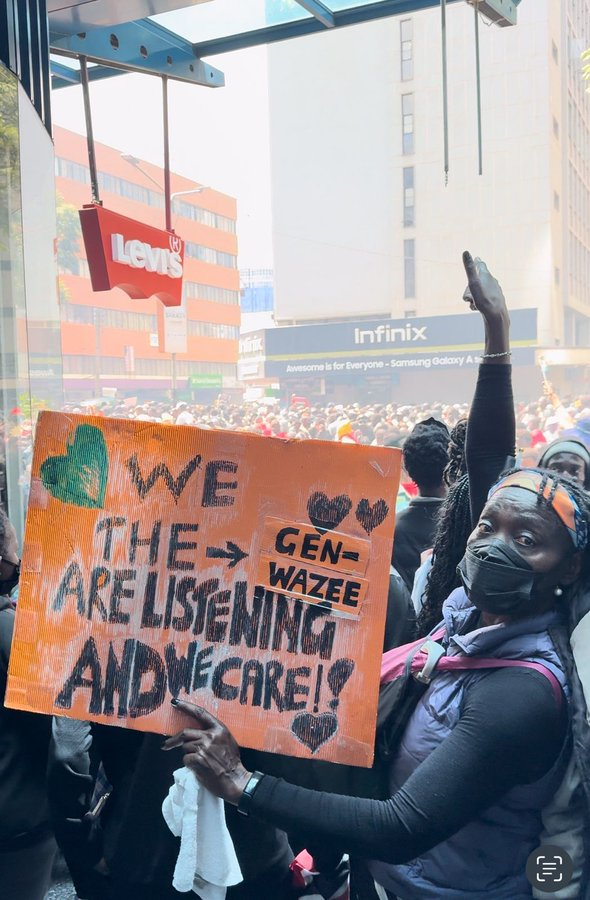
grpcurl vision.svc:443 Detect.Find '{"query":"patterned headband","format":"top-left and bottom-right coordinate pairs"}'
top-left (488, 470), bottom-right (588, 551)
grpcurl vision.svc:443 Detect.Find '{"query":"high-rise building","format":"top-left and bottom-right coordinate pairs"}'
top-left (266, 0), bottom-right (590, 398)
top-left (240, 268), bottom-right (275, 333)
top-left (54, 126), bottom-right (240, 400)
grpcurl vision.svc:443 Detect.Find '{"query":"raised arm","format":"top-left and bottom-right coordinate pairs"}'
top-left (462, 252), bottom-right (515, 525)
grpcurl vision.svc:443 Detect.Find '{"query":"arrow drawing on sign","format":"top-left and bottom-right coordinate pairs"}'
top-left (206, 541), bottom-right (249, 569)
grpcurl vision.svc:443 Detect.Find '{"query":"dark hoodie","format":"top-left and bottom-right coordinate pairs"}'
top-left (0, 596), bottom-right (53, 844)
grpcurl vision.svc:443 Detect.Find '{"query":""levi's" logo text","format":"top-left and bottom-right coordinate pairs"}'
top-left (111, 234), bottom-right (183, 279)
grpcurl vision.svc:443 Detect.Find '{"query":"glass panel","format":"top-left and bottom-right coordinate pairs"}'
top-left (0, 63), bottom-right (26, 526)
top-left (403, 166), bottom-right (414, 188)
top-left (404, 238), bottom-right (415, 298)
top-left (401, 93), bottom-right (414, 114)
top-left (151, 0), bottom-right (311, 44)
top-left (400, 18), bottom-right (413, 41)
top-left (0, 65), bottom-right (62, 535)
top-left (325, 0), bottom-right (382, 9)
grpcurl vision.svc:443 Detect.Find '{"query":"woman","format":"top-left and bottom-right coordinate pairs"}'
top-left (0, 507), bottom-right (57, 900)
top-left (164, 466), bottom-right (588, 899)
top-left (538, 437), bottom-right (590, 489)
top-left (162, 256), bottom-right (590, 898)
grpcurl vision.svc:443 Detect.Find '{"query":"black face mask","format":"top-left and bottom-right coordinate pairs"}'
top-left (457, 540), bottom-right (543, 617)
top-left (0, 561), bottom-right (20, 597)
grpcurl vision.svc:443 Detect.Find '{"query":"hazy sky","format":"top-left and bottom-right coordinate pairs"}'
top-left (51, 23), bottom-right (273, 270)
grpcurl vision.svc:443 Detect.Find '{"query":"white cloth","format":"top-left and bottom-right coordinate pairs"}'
top-left (162, 767), bottom-right (242, 898)
top-left (410, 553), bottom-right (433, 614)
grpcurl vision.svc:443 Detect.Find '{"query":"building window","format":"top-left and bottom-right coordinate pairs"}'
top-left (553, 191), bottom-right (560, 211)
top-left (400, 18), bottom-right (413, 81)
top-left (55, 157), bottom-right (237, 234)
top-left (403, 166), bottom-right (415, 227)
top-left (404, 239), bottom-right (415, 299)
top-left (402, 94), bottom-right (414, 155)
top-left (184, 242), bottom-right (237, 269)
top-left (552, 40), bottom-right (558, 63)
top-left (554, 267), bottom-right (560, 286)
top-left (171, 198), bottom-right (236, 233)
top-left (553, 116), bottom-right (559, 138)
top-left (184, 281), bottom-right (239, 305)
top-left (187, 320), bottom-right (240, 340)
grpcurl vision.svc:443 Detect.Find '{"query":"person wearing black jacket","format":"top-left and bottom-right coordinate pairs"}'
top-left (0, 509), bottom-right (56, 900)
top-left (391, 424), bottom-right (449, 590)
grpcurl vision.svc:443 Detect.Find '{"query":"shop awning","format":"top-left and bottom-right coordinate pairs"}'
top-left (49, 0), bottom-right (522, 90)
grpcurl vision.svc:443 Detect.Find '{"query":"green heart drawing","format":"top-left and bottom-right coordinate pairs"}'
top-left (40, 424), bottom-right (108, 509)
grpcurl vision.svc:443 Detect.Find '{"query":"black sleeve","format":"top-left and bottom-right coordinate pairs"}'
top-left (466, 365), bottom-right (515, 526)
top-left (249, 667), bottom-right (564, 864)
top-left (383, 568), bottom-right (416, 651)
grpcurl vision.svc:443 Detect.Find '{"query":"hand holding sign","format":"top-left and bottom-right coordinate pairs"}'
top-left (163, 700), bottom-right (251, 805)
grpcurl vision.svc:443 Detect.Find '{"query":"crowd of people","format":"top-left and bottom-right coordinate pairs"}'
top-left (55, 387), bottom-right (590, 454)
top-left (1, 253), bottom-right (590, 900)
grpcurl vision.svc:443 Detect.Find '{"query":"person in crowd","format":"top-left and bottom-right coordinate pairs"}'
top-left (391, 422), bottom-right (449, 590)
top-left (0, 508), bottom-right (57, 900)
top-left (538, 437), bottom-right (590, 489)
top-left (162, 254), bottom-right (590, 900)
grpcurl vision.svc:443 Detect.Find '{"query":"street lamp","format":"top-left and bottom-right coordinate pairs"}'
top-left (120, 153), bottom-right (208, 201)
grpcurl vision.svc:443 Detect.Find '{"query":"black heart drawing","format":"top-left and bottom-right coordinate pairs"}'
top-left (307, 492), bottom-right (352, 532)
top-left (291, 712), bottom-right (338, 753)
top-left (356, 498), bottom-right (390, 534)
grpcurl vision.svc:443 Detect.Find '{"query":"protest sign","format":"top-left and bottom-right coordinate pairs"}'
top-left (6, 412), bottom-right (400, 765)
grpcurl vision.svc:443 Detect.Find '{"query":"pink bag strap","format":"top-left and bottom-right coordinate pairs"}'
top-left (380, 626), bottom-right (446, 683)
top-left (381, 629), bottom-right (563, 709)
top-left (434, 655), bottom-right (563, 708)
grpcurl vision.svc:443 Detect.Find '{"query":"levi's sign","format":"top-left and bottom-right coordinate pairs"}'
top-left (79, 204), bottom-right (184, 307)
top-left (6, 413), bottom-right (400, 766)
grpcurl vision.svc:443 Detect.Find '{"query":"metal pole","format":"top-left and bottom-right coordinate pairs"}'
top-left (94, 308), bottom-right (101, 396)
top-left (162, 76), bottom-right (172, 232)
top-left (79, 57), bottom-right (100, 204)
top-left (441, 0), bottom-right (449, 185)
top-left (171, 352), bottom-right (177, 403)
top-left (474, 2), bottom-right (483, 175)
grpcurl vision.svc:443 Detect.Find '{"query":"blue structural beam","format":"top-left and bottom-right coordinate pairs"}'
top-left (50, 18), bottom-right (224, 88)
top-left (294, 0), bottom-right (335, 28)
top-left (51, 60), bottom-right (132, 90)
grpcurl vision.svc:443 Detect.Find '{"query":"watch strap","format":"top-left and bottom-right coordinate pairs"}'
top-left (237, 771), bottom-right (265, 816)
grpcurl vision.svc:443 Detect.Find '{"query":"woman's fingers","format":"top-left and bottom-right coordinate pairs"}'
top-left (171, 698), bottom-right (221, 729)
top-left (162, 728), bottom-right (205, 751)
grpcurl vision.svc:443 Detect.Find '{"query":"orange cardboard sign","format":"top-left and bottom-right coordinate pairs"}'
top-left (6, 412), bottom-right (400, 766)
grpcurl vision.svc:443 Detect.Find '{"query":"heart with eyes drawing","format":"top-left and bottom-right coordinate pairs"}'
top-left (40, 424), bottom-right (108, 509)
top-left (291, 712), bottom-right (338, 753)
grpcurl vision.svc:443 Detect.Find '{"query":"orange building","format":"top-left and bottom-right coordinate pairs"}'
top-left (54, 126), bottom-right (239, 400)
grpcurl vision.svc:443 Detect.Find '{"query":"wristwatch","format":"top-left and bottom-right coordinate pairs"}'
top-left (237, 771), bottom-right (265, 816)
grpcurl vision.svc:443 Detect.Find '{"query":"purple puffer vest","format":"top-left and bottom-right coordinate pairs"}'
top-left (370, 588), bottom-right (570, 900)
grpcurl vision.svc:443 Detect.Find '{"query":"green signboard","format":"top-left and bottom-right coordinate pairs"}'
top-left (189, 373), bottom-right (223, 389)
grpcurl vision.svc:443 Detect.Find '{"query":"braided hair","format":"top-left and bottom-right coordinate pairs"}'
top-left (416, 474), bottom-right (471, 636)
top-left (444, 419), bottom-right (467, 487)
top-left (0, 506), bottom-right (8, 558)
